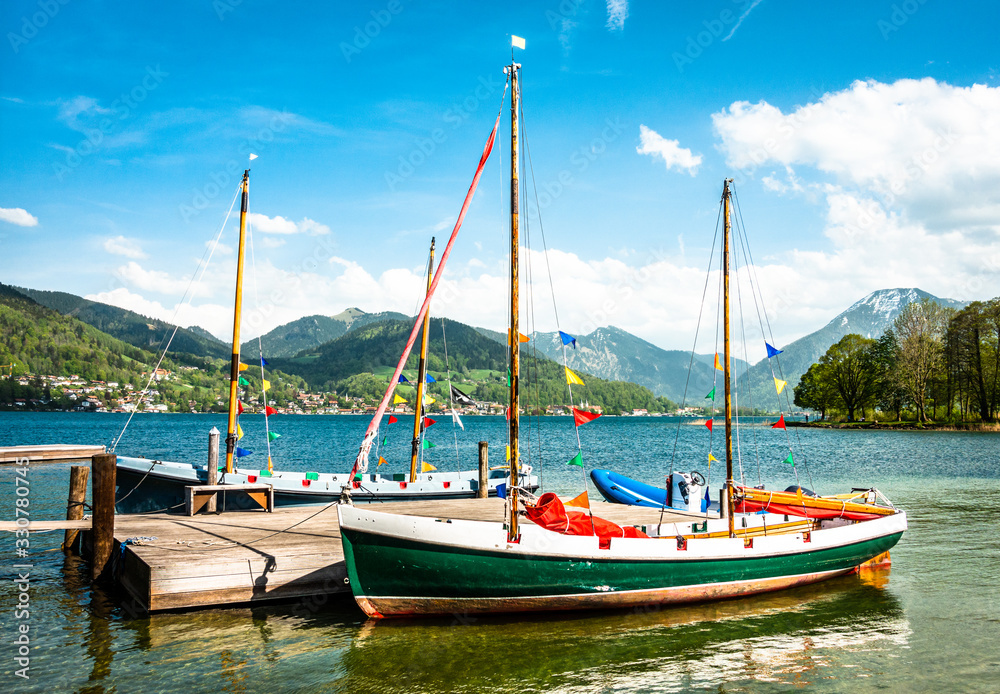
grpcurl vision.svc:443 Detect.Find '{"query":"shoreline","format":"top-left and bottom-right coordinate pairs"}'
top-left (789, 421), bottom-right (1000, 432)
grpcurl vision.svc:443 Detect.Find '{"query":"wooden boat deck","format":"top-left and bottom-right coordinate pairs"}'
top-left (0, 444), bottom-right (106, 463)
top-left (112, 499), bottom-right (706, 612)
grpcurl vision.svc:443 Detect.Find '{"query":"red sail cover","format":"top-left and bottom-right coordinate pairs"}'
top-left (524, 492), bottom-right (648, 548)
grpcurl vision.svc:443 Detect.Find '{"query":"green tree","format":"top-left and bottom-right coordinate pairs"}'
top-left (793, 362), bottom-right (837, 420)
top-left (819, 334), bottom-right (879, 422)
top-left (890, 299), bottom-right (953, 422)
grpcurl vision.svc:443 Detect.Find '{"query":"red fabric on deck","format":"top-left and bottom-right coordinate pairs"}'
top-left (524, 492), bottom-right (649, 547)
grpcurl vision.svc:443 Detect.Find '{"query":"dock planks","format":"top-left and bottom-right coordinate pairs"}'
top-left (0, 444), bottom-right (106, 464)
top-left (112, 499), bottom-right (703, 612)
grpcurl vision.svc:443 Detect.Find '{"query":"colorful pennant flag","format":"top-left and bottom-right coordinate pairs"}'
top-left (378, 456), bottom-right (387, 467)
top-left (451, 386), bottom-right (476, 406)
top-left (771, 415), bottom-right (786, 430)
top-left (567, 450), bottom-right (583, 467)
top-left (262, 379), bottom-right (270, 391)
top-left (702, 489), bottom-right (710, 512)
top-left (783, 452), bottom-right (795, 466)
top-left (423, 395), bottom-right (435, 406)
top-left (238, 376), bottom-right (250, 386)
top-left (572, 408), bottom-right (601, 427)
top-left (714, 353), bottom-right (723, 371)
top-left (565, 367), bottom-right (585, 386)
top-left (238, 363), bottom-right (249, 371)
top-left (393, 394), bottom-right (406, 404)
top-left (506, 444), bottom-right (511, 460)
top-left (708, 452), bottom-right (718, 463)
top-left (237, 400), bottom-right (244, 414)
top-left (235, 447), bottom-right (253, 458)
top-left (566, 490), bottom-right (590, 509)
top-left (265, 406), bottom-right (277, 416)
top-left (388, 415), bottom-right (398, 424)
top-left (705, 387), bottom-right (715, 401)
top-left (559, 331), bottom-right (577, 349)
top-left (705, 419), bottom-right (714, 431)
top-left (765, 342), bottom-right (783, 359)
top-left (424, 417), bottom-right (437, 428)
top-left (236, 424), bottom-right (244, 440)
top-left (425, 374), bottom-right (437, 383)
top-left (774, 377), bottom-right (787, 394)
top-left (398, 374), bottom-right (410, 384)
top-left (421, 440), bottom-right (437, 450)
top-left (268, 431), bottom-right (281, 442)
top-left (505, 406), bottom-right (510, 421)
top-left (507, 330), bottom-right (530, 344)
top-left (497, 483), bottom-right (507, 499)
top-left (421, 461), bottom-right (436, 472)
top-left (451, 410), bottom-right (465, 430)
top-left (381, 435), bottom-right (387, 446)
top-left (261, 357), bottom-right (269, 366)
top-left (511, 35), bottom-right (525, 50)
top-left (507, 368), bottom-right (511, 387)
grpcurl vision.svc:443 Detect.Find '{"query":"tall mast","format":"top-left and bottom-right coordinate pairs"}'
top-left (722, 178), bottom-right (735, 537)
top-left (506, 60), bottom-right (521, 543)
top-left (225, 169), bottom-right (250, 474)
top-left (409, 238), bottom-right (436, 482)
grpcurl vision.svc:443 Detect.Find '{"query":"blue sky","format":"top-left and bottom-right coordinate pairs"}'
top-left (2, 1), bottom-right (999, 352)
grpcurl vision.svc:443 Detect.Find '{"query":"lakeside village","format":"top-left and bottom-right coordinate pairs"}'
top-left (0, 369), bottom-right (705, 418)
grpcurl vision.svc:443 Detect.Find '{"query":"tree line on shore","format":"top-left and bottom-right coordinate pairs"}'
top-left (793, 298), bottom-right (1000, 423)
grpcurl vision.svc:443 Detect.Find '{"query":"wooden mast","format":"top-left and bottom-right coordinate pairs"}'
top-left (722, 178), bottom-right (736, 537)
top-left (507, 60), bottom-right (521, 543)
top-left (225, 169), bottom-right (250, 474)
top-left (409, 238), bottom-right (436, 482)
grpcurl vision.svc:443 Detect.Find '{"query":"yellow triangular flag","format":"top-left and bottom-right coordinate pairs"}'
top-left (774, 377), bottom-right (787, 394)
top-left (423, 395), bottom-right (435, 406)
top-left (421, 461), bottom-right (436, 472)
top-left (565, 490), bottom-right (590, 509)
top-left (393, 394), bottom-right (406, 404)
top-left (708, 453), bottom-right (718, 463)
top-left (262, 379), bottom-right (270, 390)
top-left (378, 456), bottom-right (387, 467)
top-left (565, 367), bottom-right (585, 386)
top-left (237, 424), bottom-right (244, 440)
top-left (506, 444), bottom-right (511, 461)
top-left (714, 353), bottom-right (723, 371)
top-left (238, 363), bottom-right (249, 371)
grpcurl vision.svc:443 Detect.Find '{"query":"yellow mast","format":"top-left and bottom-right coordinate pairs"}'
top-left (722, 178), bottom-right (736, 537)
top-left (224, 169), bottom-right (250, 474)
top-left (507, 60), bottom-right (521, 543)
top-left (409, 238), bottom-right (436, 482)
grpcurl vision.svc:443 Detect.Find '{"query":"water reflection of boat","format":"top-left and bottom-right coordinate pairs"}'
top-left (335, 574), bottom-right (907, 693)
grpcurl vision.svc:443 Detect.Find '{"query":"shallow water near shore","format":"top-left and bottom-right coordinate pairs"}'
top-left (1, 412), bottom-right (998, 692)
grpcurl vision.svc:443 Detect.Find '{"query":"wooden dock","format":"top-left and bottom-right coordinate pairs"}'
top-left (0, 444), bottom-right (106, 464)
top-left (111, 499), bottom-right (701, 612)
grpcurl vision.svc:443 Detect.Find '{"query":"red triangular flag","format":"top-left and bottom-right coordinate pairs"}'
top-left (771, 415), bottom-right (786, 430)
top-left (388, 415), bottom-right (398, 424)
top-left (505, 406), bottom-right (510, 421)
top-left (237, 400), bottom-right (244, 414)
top-left (265, 406), bottom-right (277, 416)
top-left (424, 417), bottom-right (436, 428)
top-left (705, 419), bottom-right (713, 431)
top-left (572, 408), bottom-right (601, 427)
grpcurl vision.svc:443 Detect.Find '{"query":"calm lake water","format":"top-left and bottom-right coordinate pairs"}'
top-left (1, 412), bottom-right (998, 693)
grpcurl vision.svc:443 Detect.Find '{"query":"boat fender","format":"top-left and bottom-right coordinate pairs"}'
top-left (676, 535), bottom-right (687, 551)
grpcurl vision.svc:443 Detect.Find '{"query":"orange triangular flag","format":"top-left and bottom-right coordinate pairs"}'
top-left (565, 490), bottom-right (590, 509)
top-left (771, 415), bottom-right (786, 430)
top-left (378, 456), bottom-right (387, 467)
top-left (714, 353), bottom-right (723, 371)
top-left (705, 419), bottom-right (713, 431)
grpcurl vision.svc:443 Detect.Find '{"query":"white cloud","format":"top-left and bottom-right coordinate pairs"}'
top-left (248, 213), bottom-right (331, 235)
top-left (606, 0), bottom-right (629, 31)
top-left (0, 207), bottom-right (39, 227)
top-left (636, 125), bottom-right (702, 175)
top-left (103, 235), bottom-right (148, 259)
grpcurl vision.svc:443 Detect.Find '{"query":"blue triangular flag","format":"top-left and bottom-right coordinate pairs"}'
top-left (765, 342), bottom-right (783, 359)
top-left (398, 374), bottom-right (410, 383)
top-left (559, 331), bottom-right (577, 349)
top-left (260, 357), bottom-right (269, 366)
top-left (425, 374), bottom-right (436, 383)
top-left (235, 447), bottom-right (253, 458)
top-left (496, 483), bottom-right (507, 499)
top-left (701, 488), bottom-right (710, 512)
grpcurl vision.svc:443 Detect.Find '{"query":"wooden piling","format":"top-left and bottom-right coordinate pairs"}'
top-left (63, 465), bottom-right (89, 553)
top-left (91, 453), bottom-right (116, 581)
top-left (206, 427), bottom-right (220, 514)
top-left (477, 441), bottom-right (488, 499)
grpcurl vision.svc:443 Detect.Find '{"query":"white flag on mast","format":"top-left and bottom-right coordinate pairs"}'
top-left (511, 35), bottom-right (525, 50)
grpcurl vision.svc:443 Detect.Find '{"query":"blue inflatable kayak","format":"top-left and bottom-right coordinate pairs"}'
top-left (590, 469), bottom-right (669, 508)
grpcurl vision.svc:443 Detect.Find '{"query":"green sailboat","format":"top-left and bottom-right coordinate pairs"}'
top-left (336, 51), bottom-right (906, 619)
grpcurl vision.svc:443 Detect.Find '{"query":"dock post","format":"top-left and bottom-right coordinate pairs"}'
top-left (207, 427), bottom-right (220, 513)
top-left (63, 465), bottom-right (89, 553)
top-left (91, 453), bottom-right (116, 581)
top-left (477, 442), bottom-right (488, 498)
